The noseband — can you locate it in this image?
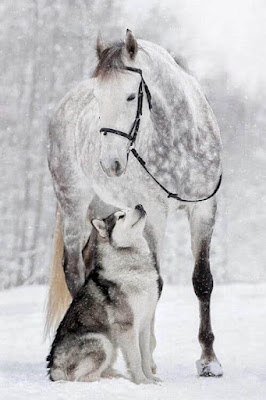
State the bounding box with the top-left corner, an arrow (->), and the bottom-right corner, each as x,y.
100,66 -> 222,203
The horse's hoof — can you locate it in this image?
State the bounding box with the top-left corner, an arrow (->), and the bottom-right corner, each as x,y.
196,359 -> 223,377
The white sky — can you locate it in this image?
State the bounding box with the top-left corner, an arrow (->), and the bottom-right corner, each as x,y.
123,0 -> 266,93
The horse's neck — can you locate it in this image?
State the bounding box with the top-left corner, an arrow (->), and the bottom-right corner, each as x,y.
134,44 -> 222,199
139,64 -> 194,152
139,44 -> 220,152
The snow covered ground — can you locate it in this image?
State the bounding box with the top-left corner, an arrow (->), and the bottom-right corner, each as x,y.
0,283 -> 265,400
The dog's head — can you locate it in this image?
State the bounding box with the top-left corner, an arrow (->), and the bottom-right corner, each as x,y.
91,204 -> 147,249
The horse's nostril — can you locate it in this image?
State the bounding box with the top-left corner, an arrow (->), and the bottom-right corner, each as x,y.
113,160 -> 121,173
103,159 -> 125,177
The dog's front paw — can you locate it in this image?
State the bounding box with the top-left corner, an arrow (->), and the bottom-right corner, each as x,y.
134,376 -> 159,385
142,373 -> 162,384
135,377 -> 153,385
152,375 -> 162,384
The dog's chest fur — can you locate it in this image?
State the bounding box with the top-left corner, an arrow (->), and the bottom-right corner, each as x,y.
96,243 -> 159,332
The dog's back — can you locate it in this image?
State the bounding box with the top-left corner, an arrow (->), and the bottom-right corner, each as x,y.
47,206 -> 162,384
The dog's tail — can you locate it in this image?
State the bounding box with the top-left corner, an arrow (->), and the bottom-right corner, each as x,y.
44,206 -> 72,339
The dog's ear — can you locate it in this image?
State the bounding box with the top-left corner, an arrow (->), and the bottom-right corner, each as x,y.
91,219 -> 107,238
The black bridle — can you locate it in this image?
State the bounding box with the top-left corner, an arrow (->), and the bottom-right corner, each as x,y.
100,66 -> 222,203
100,67 -> 152,149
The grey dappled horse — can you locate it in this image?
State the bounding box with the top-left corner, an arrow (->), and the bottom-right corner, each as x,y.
46,30 -> 223,377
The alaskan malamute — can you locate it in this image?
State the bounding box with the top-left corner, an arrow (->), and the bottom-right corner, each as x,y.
47,204 -> 163,384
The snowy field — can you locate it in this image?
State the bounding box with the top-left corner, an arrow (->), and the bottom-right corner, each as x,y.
0,284 -> 265,400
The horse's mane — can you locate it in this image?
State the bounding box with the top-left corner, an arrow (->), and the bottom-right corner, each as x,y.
93,40 -> 190,79
172,54 -> 190,74
93,41 -> 126,79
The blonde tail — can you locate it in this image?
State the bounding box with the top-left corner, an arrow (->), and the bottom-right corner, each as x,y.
44,206 -> 72,339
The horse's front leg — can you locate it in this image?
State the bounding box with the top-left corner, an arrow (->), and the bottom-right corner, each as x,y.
59,192 -> 92,298
187,198 -> 223,377
62,213 -> 85,297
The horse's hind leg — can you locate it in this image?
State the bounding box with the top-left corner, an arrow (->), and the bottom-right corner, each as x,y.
187,198 -> 223,377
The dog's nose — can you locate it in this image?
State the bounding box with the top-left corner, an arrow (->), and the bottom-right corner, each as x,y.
135,204 -> 146,214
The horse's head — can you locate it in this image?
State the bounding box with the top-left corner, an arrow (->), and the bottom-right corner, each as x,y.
93,30 -> 151,177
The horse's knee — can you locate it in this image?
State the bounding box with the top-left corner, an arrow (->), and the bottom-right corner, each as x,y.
192,264 -> 213,302
63,247 -> 85,297
192,237 -> 213,301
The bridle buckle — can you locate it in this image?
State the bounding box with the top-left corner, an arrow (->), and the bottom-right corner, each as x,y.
128,142 -> 135,152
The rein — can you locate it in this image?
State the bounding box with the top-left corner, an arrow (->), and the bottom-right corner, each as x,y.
100,66 -> 222,203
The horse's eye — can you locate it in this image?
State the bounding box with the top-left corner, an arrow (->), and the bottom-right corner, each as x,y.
127,94 -> 136,101
118,214 -> 125,220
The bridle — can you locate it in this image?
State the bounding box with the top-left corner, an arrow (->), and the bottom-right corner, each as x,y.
100,67 -> 151,151
100,66 -> 222,203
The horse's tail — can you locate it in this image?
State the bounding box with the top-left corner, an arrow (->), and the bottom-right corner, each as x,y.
44,206 -> 71,339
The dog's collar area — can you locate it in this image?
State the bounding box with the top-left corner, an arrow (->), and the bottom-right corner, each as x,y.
99,66 -> 222,203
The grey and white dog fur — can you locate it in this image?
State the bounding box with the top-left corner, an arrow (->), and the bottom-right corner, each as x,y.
47,205 -> 163,384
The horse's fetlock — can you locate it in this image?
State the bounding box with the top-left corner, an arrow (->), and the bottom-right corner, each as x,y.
199,331 -> 214,347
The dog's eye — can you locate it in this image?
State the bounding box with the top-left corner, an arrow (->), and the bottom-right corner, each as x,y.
127,94 -> 136,101
118,214 -> 125,220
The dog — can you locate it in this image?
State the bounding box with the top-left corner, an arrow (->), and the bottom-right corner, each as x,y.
47,205 -> 163,384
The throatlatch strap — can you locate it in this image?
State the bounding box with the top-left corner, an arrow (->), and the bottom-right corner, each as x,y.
130,148 -> 222,203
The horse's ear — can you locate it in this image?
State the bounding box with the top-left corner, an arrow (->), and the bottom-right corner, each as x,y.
91,219 -> 107,238
96,34 -> 109,59
125,29 -> 138,60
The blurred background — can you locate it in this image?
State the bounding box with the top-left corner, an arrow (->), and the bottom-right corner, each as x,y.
1,0 -> 266,289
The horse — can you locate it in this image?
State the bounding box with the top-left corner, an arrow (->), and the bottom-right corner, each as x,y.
46,30 -> 223,377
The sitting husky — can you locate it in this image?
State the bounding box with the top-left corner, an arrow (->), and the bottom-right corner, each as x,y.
47,205 -> 163,384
